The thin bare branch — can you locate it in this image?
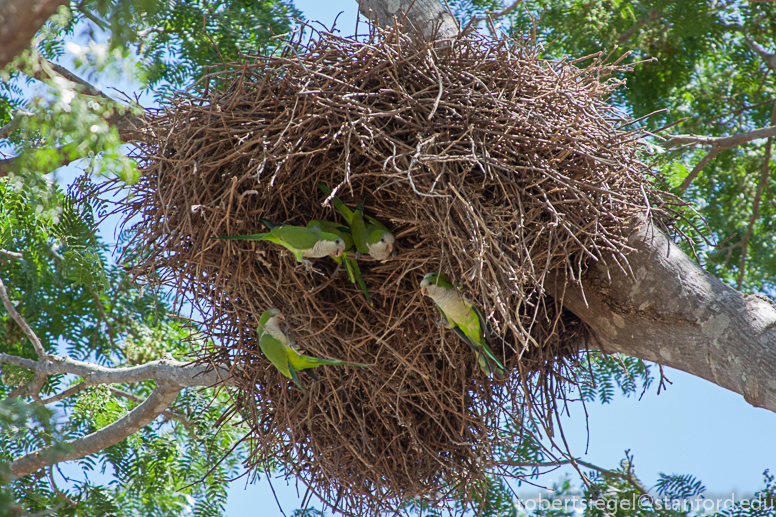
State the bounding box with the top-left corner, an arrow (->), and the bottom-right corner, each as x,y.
47,467 -> 77,507
30,59 -> 107,98
737,102 -> 776,288
678,148 -> 721,193
0,276 -> 46,358
39,381 -> 93,405
617,8 -> 659,44
10,381 -> 182,478
471,0 -> 524,24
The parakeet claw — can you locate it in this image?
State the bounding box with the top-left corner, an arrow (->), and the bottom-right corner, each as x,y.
295,259 -> 324,276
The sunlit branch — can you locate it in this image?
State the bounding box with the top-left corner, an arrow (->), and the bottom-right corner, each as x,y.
10,381 -> 182,477
109,386 -> 193,429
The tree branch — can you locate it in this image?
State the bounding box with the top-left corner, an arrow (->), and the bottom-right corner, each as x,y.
109,386 -> 193,429
741,34 -> 776,72
736,101 -> 776,288
678,148 -> 720,192
0,0 -> 68,69
0,110 -> 34,140
617,8 -> 659,44
548,216 -> 776,413
667,124 -> 776,149
10,381 -> 182,478
38,381 -> 93,405
0,276 -> 46,358
471,0 -> 524,24
0,249 -> 24,259
0,352 -> 237,389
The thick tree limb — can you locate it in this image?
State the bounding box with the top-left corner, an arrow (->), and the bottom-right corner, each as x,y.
0,352 -> 238,389
667,124 -> 776,149
10,381 -> 182,478
741,34 -> 776,72
358,0 -> 459,41
0,0 -> 67,69
548,216 -> 776,413
1,349 -> 233,476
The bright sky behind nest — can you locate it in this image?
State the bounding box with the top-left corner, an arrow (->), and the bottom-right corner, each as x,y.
42,0 -> 776,515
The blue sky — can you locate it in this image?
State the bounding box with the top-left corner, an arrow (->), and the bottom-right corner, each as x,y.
32,0 -> 776,515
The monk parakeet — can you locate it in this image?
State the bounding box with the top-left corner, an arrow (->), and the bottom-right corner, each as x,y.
420,272 -> 506,379
318,182 -> 395,260
307,220 -> 373,306
215,219 -> 345,269
257,308 -> 370,391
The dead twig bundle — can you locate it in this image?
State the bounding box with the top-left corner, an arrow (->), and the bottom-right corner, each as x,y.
114,24 -> 671,516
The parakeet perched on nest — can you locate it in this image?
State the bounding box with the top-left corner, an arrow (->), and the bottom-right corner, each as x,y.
214,218 -> 345,269
318,182 -> 395,260
420,272 -> 506,379
257,308 -> 370,391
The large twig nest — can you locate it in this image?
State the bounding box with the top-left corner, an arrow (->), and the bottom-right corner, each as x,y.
116,25 -> 669,515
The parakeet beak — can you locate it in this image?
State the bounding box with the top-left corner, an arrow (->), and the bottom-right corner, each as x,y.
333,248 -> 344,257
386,242 -> 394,253
277,313 -> 285,322
420,286 -> 427,297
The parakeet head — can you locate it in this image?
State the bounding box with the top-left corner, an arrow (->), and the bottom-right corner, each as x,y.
259,308 -> 284,331
420,272 -> 453,298
367,231 -> 396,260
322,236 -> 346,257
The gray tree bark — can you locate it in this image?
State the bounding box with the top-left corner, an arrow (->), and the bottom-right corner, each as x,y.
548,218 -> 776,413
381,0 -> 776,413
358,0 -> 459,40
0,0 -> 67,69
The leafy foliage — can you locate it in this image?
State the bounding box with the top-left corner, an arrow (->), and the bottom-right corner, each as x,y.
655,473 -> 706,500
576,352 -> 652,404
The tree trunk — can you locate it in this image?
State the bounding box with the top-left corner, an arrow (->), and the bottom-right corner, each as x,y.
358,0 -> 459,40
375,0 -> 776,413
0,0 -> 68,69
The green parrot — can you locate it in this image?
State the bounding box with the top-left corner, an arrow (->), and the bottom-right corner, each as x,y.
318,182 -> 396,260
307,220 -> 373,306
257,308 -> 370,391
214,219 -> 345,269
419,272 -> 507,379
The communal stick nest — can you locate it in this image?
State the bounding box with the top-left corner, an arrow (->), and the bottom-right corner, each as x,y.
115,24 -> 672,516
